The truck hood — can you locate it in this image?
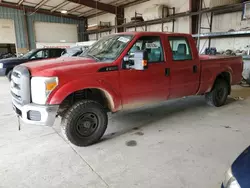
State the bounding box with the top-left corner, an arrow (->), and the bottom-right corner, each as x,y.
23,57 -> 98,76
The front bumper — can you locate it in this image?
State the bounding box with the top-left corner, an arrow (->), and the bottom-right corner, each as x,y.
12,99 -> 59,126
0,68 -> 7,76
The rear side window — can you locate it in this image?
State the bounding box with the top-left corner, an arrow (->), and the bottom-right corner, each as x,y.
50,49 -> 64,58
168,37 -> 192,61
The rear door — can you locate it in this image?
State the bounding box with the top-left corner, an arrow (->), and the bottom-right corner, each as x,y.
119,35 -> 170,109
166,36 -> 200,98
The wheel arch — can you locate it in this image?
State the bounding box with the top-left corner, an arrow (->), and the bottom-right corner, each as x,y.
213,71 -> 232,94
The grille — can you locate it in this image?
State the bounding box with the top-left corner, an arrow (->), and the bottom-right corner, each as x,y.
10,66 -> 31,105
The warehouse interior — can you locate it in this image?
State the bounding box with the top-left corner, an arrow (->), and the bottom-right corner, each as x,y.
1,0 -> 250,188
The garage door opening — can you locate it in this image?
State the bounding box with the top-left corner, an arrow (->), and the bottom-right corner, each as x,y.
0,43 -> 16,59
0,19 -> 17,59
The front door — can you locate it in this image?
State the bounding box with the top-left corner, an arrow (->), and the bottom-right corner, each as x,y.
29,49 -> 49,61
119,35 -> 170,109
166,36 -> 200,99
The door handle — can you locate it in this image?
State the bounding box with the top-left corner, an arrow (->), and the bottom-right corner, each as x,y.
165,68 -> 170,76
193,65 -> 198,73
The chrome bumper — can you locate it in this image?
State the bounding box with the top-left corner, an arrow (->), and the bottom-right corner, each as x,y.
12,99 -> 59,126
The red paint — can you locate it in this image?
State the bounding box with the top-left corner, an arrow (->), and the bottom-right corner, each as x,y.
23,32 -> 243,112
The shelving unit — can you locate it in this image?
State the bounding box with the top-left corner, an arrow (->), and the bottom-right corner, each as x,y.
193,30 -> 250,38
84,1 -> 250,48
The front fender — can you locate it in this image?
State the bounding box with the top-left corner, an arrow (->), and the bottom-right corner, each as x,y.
47,78 -> 121,112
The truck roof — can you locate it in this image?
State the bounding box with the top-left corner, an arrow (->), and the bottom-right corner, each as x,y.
115,31 -> 191,37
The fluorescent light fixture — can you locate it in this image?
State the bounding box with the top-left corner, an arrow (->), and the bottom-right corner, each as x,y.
61,10 -> 68,14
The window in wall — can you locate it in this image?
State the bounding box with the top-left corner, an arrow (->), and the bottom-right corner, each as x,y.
128,36 -> 164,63
168,37 -> 192,61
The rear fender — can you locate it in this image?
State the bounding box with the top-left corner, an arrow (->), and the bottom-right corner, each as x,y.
210,67 -> 233,92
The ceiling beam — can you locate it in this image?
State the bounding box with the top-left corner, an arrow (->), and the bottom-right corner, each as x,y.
35,0 -> 49,10
68,5 -> 84,14
68,0 -> 124,17
18,0 -> 25,5
50,1 -> 70,12
0,2 -> 80,19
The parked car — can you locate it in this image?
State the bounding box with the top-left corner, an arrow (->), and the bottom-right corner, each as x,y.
0,52 -> 16,59
10,32 -> 243,147
61,46 -> 88,57
0,48 -> 65,80
222,146 -> 250,188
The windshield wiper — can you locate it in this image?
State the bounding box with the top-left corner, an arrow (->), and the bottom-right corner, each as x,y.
82,54 -> 100,61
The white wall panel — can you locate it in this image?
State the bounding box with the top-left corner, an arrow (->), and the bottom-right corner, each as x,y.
0,19 -> 16,44
174,17 -> 190,33
89,34 -> 97,40
34,22 -> 78,43
147,24 -> 163,32
125,0 -> 189,21
212,12 -> 249,32
125,0 -> 190,33
88,13 -> 116,26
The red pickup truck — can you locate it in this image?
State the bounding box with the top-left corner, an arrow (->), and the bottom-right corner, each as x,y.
11,32 -> 243,146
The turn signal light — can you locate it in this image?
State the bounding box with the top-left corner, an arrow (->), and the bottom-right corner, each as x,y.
46,82 -> 57,91
142,60 -> 148,67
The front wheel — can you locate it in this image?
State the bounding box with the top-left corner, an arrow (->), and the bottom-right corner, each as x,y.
61,100 -> 108,147
7,70 -> 13,81
205,78 -> 229,107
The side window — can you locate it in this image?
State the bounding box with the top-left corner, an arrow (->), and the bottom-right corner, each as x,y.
168,37 -> 192,61
30,50 -> 48,59
50,49 -> 63,58
128,36 -> 164,63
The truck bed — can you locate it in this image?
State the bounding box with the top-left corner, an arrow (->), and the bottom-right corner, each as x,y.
198,55 -> 243,94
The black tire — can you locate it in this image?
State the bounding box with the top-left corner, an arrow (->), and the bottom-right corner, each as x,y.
7,70 -> 13,81
61,100 -> 108,147
205,78 -> 229,107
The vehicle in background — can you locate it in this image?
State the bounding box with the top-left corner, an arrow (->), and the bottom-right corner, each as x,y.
61,46 -> 84,57
75,40 -> 96,47
61,41 -> 96,57
0,48 -> 64,80
242,56 -> 250,84
222,145 -> 250,188
0,52 -> 16,59
10,32 -> 243,147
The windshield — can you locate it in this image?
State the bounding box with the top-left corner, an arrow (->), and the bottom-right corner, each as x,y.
22,50 -> 36,58
81,35 -> 133,62
61,46 -> 82,57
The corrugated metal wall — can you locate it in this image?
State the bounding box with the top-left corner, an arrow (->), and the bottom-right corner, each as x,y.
0,6 -> 86,51
0,6 -> 26,49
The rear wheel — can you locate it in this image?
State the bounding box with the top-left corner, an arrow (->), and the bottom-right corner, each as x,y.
7,70 -> 13,81
205,78 -> 229,107
61,100 -> 108,147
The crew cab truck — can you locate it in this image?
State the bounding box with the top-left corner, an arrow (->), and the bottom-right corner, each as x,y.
10,32 -> 243,147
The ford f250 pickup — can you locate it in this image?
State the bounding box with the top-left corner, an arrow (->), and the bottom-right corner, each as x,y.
10,32 -> 243,147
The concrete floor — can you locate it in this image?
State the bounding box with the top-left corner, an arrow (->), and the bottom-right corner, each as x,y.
1,77 -> 250,188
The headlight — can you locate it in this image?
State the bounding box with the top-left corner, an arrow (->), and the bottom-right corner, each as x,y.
223,168 -> 241,188
0,63 -> 3,69
31,77 -> 58,104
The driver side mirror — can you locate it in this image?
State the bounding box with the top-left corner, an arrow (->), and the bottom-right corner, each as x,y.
123,50 -> 148,70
